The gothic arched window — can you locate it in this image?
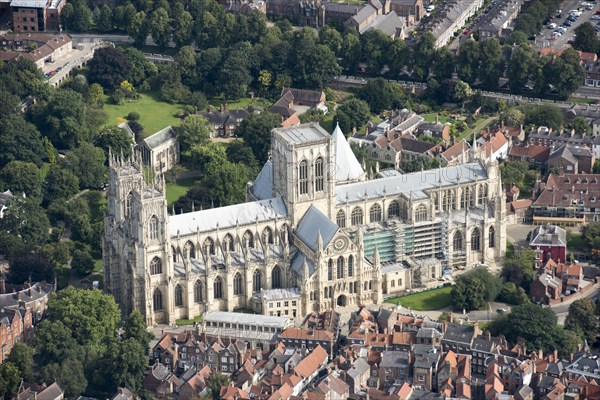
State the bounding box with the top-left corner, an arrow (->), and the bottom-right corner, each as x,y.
443,190 -> 455,211
315,157 -> 324,192
234,273 -> 243,296
299,160 -> 308,195
337,257 -> 344,279
336,210 -> 346,228
150,257 -> 162,275
489,226 -> 495,248
204,237 -> 215,255
194,280 -> 203,303
328,259 -> 333,281
153,288 -> 163,311
214,276 -> 223,299
351,207 -> 363,226
453,231 -> 464,252
478,184 -> 487,205
243,230 -> 254,248
262,227 -> 274,245
223,234 -> 235,252
184,241 -> 195,259
272,265 -> 282,289
171,246 -> 177,263
369,204 -> 382,223
253,270 -> 262,292
149,216 -> 159,240
348,255 -> 354,277
388,201 -> 400,218
400,200 -> 408,220
125,192 -> 133,217
471,228 -> 481,251
174,284 -> 183,307
415,204 -> 427,222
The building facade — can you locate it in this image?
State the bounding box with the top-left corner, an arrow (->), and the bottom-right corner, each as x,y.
104,123 -> 506,325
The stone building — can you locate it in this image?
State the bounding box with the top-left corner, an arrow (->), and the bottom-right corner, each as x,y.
103,122 -> 506,325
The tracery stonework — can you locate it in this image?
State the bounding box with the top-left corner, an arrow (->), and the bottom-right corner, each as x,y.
104,123 -> 506,325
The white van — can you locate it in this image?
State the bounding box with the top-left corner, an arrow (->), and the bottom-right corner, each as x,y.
426,5 -> 435,12
549,22 -> 557,29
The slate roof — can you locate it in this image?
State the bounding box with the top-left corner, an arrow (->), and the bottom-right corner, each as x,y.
381,350 -> 410,368
529,225 -> 566,247
335,162 -> 488,204
143,126 -> 177,150
295,205 -> 338,252
274,122 -> 329,145
250,160 -> 273,200
204,311 -> 291,327
200,108 -> 250,125
168,197 -> 287,236
532,173 -> 600,208
332,123 -> 365,183
472,336 -> 496,353
548,145 -> 578,165
347,357 -> 370,379
442,323 -> 475,345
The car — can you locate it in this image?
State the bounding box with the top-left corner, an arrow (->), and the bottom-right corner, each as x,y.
528,35 -> 536,40
594,14 -> 600,19
497,308 -> 508,314
564,20 -> 573,26
549,22 -> 557,28
558,26 -> 567,32
596,10 -> 600,14
464,29 -> 471,34
568,39 -> 575,44
426,5 -> 435,12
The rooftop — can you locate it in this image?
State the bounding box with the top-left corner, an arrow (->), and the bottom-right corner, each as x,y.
204,311 -> 291,328
274,122 -> 330,146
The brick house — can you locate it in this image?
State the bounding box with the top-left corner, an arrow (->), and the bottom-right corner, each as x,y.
530,271 -> 563,304
529,225 -> 567,265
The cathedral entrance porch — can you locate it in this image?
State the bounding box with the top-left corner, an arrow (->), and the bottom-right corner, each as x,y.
337,295 -> 347,307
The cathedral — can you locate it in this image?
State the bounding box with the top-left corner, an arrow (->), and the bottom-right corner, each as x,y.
103,122 -> 506,325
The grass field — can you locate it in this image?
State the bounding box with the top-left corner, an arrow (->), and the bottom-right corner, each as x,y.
177,315 -> 203,326
208,96 -> 271,110
102,92 -> 184,136
166,177 -> 200,206
423,113 -> 454,124
386,286 -> 453,311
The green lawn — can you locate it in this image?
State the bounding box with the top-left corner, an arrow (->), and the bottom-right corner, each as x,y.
56,265 -> 71,290
458,116 -> 489,141
177,315 -> 203,326
102,92 -> 184,137
567,97 -> 598,105
208,96 -> 271,110
386,286 -> 453,311
93,259 -> 103,273
166,177 -> 200,206
423,113 -> 454,124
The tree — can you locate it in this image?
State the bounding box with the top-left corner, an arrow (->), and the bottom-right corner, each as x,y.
454,80 -> 472,103
71,249 -> 94,276
566,116 -> 591,135
173,8 -> 194,47
502,108 -> 525,127
128,11 -> 149,47
45,287 -> 121,355
66,142 -> 107,189
501,248 -> 536,289
149,7 -> 171,48
88,47 -> 132,91
387,39 -> 410,77
412,32 -> 436,81
35,320 -> 77,364
508,46 -> 536,94
319,25 -> 342,56
340,31 -> 361,72
206,373 -> 230,400
522,104 -> 563,130
99,339 -> 148,393
0,363 -> 22,400
226,141 -> 258,173
0,161 -> 42,199
358,78 -> 405,114
360,30 -> 391,74
478,38 -> 503,89
456,41 -> 479,84
497,282 -> 530,305
96,5 -> 113,32
7,251 -> 54,285
202,160 -> 250,206
236,112 -> 280,164
565,298 -> 599,344
0,200 -> 50,255
123,311 -> 153,351
546,49 -> 585,100
451,275 -> 487,312
466,267 -> 502,302
0,115 -> 46,169
122,47 -> 157,87
34,88 -> 88,149
40,356 -> 88,399
7,343 -> 34,381
94,125 -> 134,159
44,164 -> 80,203
559,330 -> 582,359
488,302 -> 561,352
433,46 -> 455,80
335,99 -> 371,134
61,0 -> 93,31
573,22 -> 600,53
176,115 -> 211,151
594,159 -> 600,173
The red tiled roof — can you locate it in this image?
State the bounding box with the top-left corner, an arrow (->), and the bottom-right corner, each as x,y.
294,345 -> 327,379
508,144 -> 551,161
280,327 -> 334,341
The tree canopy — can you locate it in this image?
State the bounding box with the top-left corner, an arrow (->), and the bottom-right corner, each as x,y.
87,47 -> 132,91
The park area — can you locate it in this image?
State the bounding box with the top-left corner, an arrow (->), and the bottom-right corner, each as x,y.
386,286 -> 452,311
